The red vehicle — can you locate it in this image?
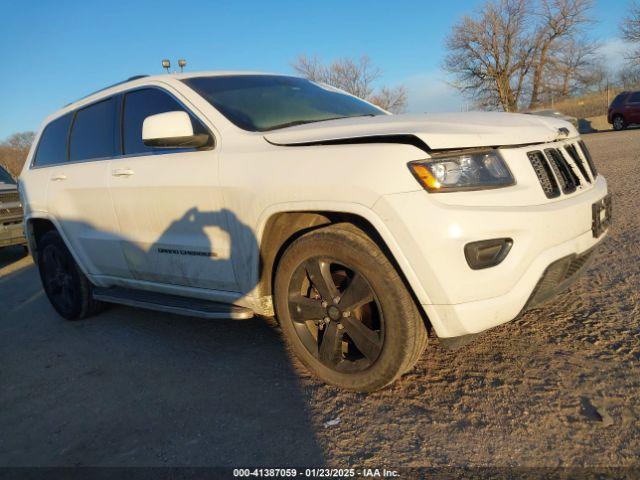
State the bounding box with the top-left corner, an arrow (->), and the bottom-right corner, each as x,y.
608,91 -> 640,131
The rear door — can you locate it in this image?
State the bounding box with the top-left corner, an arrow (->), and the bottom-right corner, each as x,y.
44,97 -> 130,277
108,86 -> 238,292
626,92 -> 640,124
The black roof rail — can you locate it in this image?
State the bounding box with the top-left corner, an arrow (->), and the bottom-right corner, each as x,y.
65,75 -> 150,106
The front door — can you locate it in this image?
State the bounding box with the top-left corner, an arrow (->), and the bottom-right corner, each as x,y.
108,87 -> 238,292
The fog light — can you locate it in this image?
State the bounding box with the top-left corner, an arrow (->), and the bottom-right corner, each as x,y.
464,238 -> 513,270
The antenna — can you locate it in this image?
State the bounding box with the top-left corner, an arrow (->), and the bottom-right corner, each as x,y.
162,59 -> 171,73
178,59 -> 187,73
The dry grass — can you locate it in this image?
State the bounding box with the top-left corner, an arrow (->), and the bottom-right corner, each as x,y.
535,86 -> 638,119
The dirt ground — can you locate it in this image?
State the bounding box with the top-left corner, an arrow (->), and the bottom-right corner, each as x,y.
0,129 -> 638,470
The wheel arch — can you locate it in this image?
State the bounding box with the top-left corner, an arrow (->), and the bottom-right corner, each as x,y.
24,215 -> 57,263
254,205 -> 433,329
24,214 -> 92,278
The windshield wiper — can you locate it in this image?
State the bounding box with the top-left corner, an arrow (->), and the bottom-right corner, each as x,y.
267,114 -> 379,131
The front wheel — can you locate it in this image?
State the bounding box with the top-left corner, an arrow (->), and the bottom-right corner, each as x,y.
612,115 -> 626,131
274,223 -> 428,391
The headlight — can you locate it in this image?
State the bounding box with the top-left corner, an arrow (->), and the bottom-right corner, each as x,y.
408,150 -> 515,192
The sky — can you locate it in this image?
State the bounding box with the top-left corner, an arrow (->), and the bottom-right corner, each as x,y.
0,0 -> 631,139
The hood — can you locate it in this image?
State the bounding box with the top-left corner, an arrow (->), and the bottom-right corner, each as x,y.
263,112 -> 579,151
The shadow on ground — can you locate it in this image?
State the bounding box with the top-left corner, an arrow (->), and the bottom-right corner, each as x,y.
0,245 -> 28,269
0,261 -> 325,467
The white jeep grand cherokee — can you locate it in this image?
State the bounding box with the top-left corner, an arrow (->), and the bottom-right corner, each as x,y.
20,72 -> 611,391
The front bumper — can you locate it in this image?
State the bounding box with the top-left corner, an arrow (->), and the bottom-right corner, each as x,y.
0,221 -> 26,248
373,175 -> 609,338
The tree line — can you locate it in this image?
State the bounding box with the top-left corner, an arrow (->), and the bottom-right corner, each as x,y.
0,132 -> 35,178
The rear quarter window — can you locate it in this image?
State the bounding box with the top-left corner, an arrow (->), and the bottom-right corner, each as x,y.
627,92 -> 640,103
32,113 -> 74,167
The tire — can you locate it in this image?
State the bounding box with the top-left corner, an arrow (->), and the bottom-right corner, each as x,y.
274,223 -> 428,391
37,230 -> 103,320
612,115 -> 626,131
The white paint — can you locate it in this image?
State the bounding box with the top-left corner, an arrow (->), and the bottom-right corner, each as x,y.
20,71 -> 609,338
142,111 -> 193,141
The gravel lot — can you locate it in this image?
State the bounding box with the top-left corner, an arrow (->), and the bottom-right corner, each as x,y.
1,130 -> 638,469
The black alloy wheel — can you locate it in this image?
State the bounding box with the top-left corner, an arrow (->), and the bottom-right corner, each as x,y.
41,243 -> 80,315
287,256 -> 384,373
274,223 -> 428,391
612,115 -> 625,131
37,230 -> 103,320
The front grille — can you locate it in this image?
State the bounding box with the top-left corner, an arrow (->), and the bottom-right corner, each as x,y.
1,206 -> 22,217
0,191 -> 23,224
545,148 -> 580,193
527,141 -> 598,198
527,151 -> 560,198
565,144 -> 592,183
0,191 -> 19,204
578,140 -> 598,178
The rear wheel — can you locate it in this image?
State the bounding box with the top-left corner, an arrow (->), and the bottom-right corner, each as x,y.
37,230 -> 103,320
612,115 -> 625,131
274,223 -> 428,391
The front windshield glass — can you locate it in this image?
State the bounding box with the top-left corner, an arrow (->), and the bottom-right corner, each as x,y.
0,166 -> 16,185
182,75 -> 386,132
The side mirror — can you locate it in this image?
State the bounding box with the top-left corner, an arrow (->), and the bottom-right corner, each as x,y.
142,111 -> 211,149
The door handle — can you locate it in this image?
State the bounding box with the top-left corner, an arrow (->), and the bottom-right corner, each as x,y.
112,168 -> 135,177
51,174 -> 67,181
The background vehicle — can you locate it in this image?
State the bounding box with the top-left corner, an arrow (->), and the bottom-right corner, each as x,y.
608,91 -> 640,130
525,109 -> 578,129
19,72 -> 609,391
0,165 -> 26,249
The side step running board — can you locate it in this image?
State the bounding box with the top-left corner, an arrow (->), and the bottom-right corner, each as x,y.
93,287 -> 254,320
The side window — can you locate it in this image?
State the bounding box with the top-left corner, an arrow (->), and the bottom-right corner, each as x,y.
0,166 -> 15,184
32,113 -> 73,167
611,94 -> 626,107
628,92 -> 640,103
122,88 -> 209,155
69,97 -> 117,162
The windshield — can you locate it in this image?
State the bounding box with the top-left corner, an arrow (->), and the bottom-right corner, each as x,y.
182,75 -> 386,132
0,166 -> 16,185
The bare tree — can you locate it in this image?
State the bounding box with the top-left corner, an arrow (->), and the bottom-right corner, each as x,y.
621,1 -> 640,64
444,0 -> 595,110
368,86 -> 408,113
0,132 -> 35,177
443,0 -> 535,111
291,55 -> 407,113
528,0 -> 593,108
618,64 -> 640,88
543,37 -> 601,99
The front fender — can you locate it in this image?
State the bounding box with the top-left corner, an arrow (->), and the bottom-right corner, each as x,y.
252,201 -> 434,307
